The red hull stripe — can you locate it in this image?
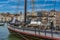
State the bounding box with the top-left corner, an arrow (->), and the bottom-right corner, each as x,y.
8,26 -> 60,40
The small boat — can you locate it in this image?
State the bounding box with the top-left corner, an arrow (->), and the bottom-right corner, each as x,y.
0,20 -> 5,26
0,16 -> 5,26
0,22 -> 4,26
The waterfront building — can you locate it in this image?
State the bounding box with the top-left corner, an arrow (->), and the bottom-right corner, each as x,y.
56,12 -> 60,27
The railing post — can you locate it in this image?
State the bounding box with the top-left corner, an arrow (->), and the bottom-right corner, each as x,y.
23,0 -> 27,32
38,26 -> 40,35
45,29 -> 46,36
51,21 -> 53,37
35,26 -> 36,35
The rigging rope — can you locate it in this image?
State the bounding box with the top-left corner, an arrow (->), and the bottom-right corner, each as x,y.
15,0 -> 20,14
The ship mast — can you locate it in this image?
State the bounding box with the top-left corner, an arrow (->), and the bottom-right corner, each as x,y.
54,0 -> 56,27
31,0 -> 35,16
32,0 -> 34,12
16,0 -> 20,14
24,0 -> 27,23
24,0 -> 35,23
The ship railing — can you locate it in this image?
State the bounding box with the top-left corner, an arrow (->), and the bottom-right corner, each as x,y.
10,25 -> 60,38
21,27 -> 60,38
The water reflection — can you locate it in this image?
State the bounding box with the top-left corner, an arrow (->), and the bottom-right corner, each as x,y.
0,23 -> 20,40
8,34 -> 21,40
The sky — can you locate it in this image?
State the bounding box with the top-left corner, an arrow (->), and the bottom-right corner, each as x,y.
0,0 -> 60,14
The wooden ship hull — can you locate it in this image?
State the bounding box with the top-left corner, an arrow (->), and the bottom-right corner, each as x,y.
8,26 -> 60,40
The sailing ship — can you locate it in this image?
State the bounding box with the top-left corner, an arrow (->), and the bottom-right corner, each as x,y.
8,0 -> 60,40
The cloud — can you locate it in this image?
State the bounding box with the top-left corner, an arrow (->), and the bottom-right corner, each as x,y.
44,0 -> 60,3
28,0 -> 60,2
0,0 -> 9,3
35,4 -> 54,7
8,0 -> 24,3
27,4 -> 54,9
8,0 -> 18,2
45,0 -> 60,1
8,5 -> 24,9
0,0 -> 59,13
0,4 -> 6,7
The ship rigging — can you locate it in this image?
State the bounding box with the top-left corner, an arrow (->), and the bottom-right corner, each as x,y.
8,0 -> 60,40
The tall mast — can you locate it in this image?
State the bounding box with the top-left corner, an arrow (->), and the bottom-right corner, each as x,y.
16,0 -> 20,14
32,0 -> 34,12
24,0 -> 27,23
54,0 -> 56,27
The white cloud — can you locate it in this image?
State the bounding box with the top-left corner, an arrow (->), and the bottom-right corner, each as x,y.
8,0 -> 17,2
28,0 -> 60,2
9,5 -> 24,9
27,4 -> 54,8
0,0 -> 9,3
45,0 -> 60,1
0,4 -> 6,7
35,4 -> 54,7
8,0 -> 24,2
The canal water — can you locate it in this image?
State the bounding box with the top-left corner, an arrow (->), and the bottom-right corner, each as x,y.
0,23 -> 21,40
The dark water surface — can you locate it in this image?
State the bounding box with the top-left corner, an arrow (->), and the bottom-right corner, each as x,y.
0,23 -> 21,40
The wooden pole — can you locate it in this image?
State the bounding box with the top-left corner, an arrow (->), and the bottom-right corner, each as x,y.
24,0 -> 27,24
